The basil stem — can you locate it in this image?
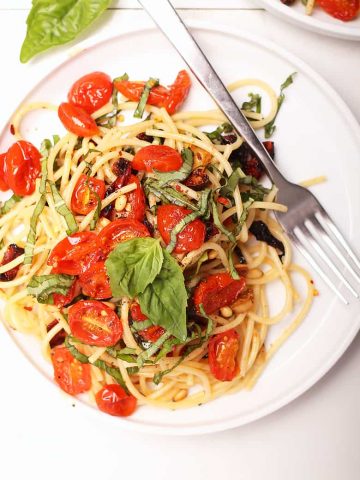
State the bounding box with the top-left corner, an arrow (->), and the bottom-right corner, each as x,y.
134,77 -> 159,119
49,181 -> 78,235
23,194 -> 47,265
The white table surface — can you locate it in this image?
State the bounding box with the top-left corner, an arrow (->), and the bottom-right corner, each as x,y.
0,2 -> 359,479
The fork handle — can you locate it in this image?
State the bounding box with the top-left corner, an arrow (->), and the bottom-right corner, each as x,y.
138,0 -> 288,188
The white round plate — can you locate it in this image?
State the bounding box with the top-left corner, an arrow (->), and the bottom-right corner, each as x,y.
1,23 -> 360,435
256,0 -> 360,40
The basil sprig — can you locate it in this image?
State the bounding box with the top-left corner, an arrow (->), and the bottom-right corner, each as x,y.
27,274 -> 75,304
154,148 -> 194,186
20,0 -> 112,63
134,77 -> 159,119
105,238 -> 188,342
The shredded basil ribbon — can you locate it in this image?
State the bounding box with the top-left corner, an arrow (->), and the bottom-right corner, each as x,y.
264,72 -> 296,138
27,273 -> 75,304
90,193 -> 101,231
23,195 -> 47,265
134,77 -> 159,119
144,179 -> 197,211
154,148 -> 194,186
65,336 -> 128,392
227,245 -> 240,280
137,331 -> 171,368
0,194 -> 22,216
49,181 -> 78,235
211,199 -> 236,243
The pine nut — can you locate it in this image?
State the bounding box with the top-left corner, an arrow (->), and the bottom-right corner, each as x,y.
220,306 -> 233,318
208,250 -> 218,259
115,195 -> 127,212
173,389 -> 187,402
94,217 -> 110,233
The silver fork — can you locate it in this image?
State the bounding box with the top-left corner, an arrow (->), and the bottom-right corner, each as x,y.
138,0 -> 360,305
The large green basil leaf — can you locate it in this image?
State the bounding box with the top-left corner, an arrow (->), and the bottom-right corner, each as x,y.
20,0 -> 112,63
105,237 -> 164,299
138,249 -> 187,342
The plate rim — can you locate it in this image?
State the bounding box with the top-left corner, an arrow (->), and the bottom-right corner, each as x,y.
255,0 -> 360,41
1,20 -> 360,435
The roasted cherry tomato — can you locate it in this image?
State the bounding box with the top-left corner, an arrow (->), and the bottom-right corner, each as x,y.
68,299 -> 123,347
157,204 -> 206,254
68,71 -> 113,114
0,243 -> 24,281
4,140 -> 41,196
0,153 -> 9,191
115,175 -> 146,222
79,261 -> 112,299
95,384 -> 137,416
193,273 -> 246,314
132,145 -> 183,173
51,345 -> 91,395
98,219 -> 150,257
48,231 -> 102,275
317,0 -> 359,21
71,174 -> 106,215
208,329 -> 239,381
114,70 -> 191,115
52,279 -> 81,308
130,302 -> 165,343
58,102 -> 99,137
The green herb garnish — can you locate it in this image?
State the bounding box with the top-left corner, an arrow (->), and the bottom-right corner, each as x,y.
27,274 -> 75,304
264,73 -> 296,138
134,77 -> 159,119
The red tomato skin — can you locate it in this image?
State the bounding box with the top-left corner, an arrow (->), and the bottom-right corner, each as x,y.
157,204 -> 206,254
132,145 -> 183,173
208,329 -> 239,382
193,273 -> 246,314
5,141 -> 41,196
0,153 -> 9,191
51,346 -> 91,395
115,175 -> 146,222
53,279 -> 81,308
79,261 -> 112,299
68,300 -> 123,347
71,174 -> 106,215
47,232 -> 102,275
317,0 -> 359,21
129,302 -> 165,343
98,219 -> 150,257
68,71 -> 113,114
114,70 -> 191,114
163,70 -> 191,114
95,384 -> 137,416
58,102 -> 99,137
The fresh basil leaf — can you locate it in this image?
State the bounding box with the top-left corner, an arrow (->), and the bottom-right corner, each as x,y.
49,181 -> 78,235
138,249 -> 188,342
134,77 -> 159,119
219,167 -> 245,198
205,122 -> 233,144
20,0 -> 112,63
27,274 -> 74,304
96,81 -> 119,129
137,331 -> 171,368
105,237 -> 164,299
211,199 -> 235,243
23,194 -> 47,265
264,73 -> 296,138
234,198 -> 255,236
241,93 -> 262,113
155,336 -> 181,362
90,192 -> 101,231
227,245 -> 240,280
144,178 -> 197,211
130,319 -> 154,332
154,148 -> 194,186
0,195 -> 22,216
195,251 -> 209,275
65,336 -> 128,391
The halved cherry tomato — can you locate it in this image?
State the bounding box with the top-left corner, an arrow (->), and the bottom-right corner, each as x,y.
162,70 -> 192,115
48,231 -> 102,275
98,219 -> 150,257
115,175 -> 146,222
114,70 -> 191,115
58,102 -> 99,137
130,302 -> 165,343
157,204 -> 206,254
95,384 -> 137,416
193,273 -> 246,314
71,174 -> 106,215
53,279 -> 81,308
132,145 -> 183,173
51,345 -> 91,395
68,299 -> 123,346
317,0 -> 359,21
208,329 -> 239,381
0,153 -> 9,191
4,141 -> 41,196
68,71 -> 113,114
79,261 -> 112,299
